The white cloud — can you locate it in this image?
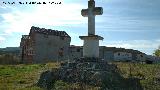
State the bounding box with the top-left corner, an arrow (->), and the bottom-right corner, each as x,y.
0,1 -> 86,38
0,6 -> 7,9
0,36 -> 5,43
101,39 -> 160,55
105,40 -> 160,49
0,1 -> 87,48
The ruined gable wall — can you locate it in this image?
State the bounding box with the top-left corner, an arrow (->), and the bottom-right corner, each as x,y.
33,33 -> 71,63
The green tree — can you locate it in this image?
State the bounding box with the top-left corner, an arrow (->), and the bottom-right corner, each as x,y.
153,46 -> 160,57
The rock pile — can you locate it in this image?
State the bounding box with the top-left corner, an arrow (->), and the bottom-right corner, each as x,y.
37,58 -> 143,90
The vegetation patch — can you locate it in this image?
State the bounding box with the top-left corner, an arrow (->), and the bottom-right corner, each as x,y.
0,62 -> 160,90
0,62 -> 59,90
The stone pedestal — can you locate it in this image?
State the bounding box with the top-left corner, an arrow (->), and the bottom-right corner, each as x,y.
79,35 -> 103,58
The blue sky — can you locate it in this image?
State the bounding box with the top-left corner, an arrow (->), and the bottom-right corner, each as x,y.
0,0 -> 160,55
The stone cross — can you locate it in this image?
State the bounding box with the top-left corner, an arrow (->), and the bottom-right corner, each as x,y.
80,0 -> 103,58
81,0 -> 103,35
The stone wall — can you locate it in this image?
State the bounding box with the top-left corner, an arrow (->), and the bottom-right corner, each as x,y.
69,46 -> 147,62
114,52 -> 132,61
69,46 -> 83,60
33,33 -> 71,63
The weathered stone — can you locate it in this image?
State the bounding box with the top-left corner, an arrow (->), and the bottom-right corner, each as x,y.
37,57 -> 143,90
37,69 -> 59,90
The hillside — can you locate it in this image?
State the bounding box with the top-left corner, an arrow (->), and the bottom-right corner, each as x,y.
0,62 -> 159,90
114,62 -> 160,90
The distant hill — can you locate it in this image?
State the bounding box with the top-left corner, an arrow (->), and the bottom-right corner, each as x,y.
0,47 -> 20,56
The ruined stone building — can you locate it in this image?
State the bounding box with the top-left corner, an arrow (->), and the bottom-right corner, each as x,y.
20,26 -> 71,63
99,46 -> 146,62
20,26 -> 148,63
69,45 -> 83,60
68,46 -> 146,62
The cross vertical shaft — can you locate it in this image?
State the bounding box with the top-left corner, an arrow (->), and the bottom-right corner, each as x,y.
88,0 -> 95,35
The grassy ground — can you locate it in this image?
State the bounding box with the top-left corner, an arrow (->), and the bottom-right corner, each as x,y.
0,62 -> 160,90
0,62 -> 60,90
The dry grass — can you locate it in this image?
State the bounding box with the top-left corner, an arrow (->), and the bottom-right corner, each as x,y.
114,62 -> 160,90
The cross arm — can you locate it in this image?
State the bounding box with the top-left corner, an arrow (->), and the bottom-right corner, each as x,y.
94,7 -> 103,15
81,9 -> 88,17
81,7 -> 103,17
